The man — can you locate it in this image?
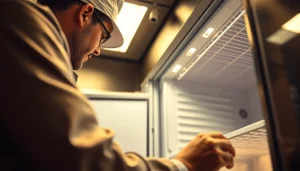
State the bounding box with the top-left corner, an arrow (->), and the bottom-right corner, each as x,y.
0,0 -> 235,171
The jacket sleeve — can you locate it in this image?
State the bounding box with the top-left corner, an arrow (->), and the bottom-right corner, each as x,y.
0,1 -> 178,171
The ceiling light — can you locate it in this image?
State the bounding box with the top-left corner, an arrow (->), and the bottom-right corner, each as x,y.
186,48 -> 196,56
104,2 -> 148,53
267,29 -> 297,45
172,64 -> 182,73
282,13 -> 300,33
202,27 -> 215,38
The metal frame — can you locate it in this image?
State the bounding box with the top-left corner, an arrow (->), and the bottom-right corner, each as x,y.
244,0 -> 300,170
224,120 -> 265,138
244,1 -> 284,170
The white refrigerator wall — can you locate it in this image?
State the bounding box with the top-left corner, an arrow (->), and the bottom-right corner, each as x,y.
253,155 -> 273,171
89,99 -> 149,157
161,79 -> 263,157
219,154 -> 272,171
248,88 -> 264,123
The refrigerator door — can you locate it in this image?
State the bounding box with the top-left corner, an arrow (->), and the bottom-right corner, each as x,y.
244,0 -> 300,170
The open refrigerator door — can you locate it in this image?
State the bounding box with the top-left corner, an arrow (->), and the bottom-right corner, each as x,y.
156,0 -> 277,170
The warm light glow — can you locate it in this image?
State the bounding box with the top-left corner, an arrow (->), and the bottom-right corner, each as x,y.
80,88 -> 103,94
104,2 -> 148,53
267,29 -> 297,45
186,48 -> 196,56
202,27 -> 215,38
282,13 -> 300,33
172,64 -> 182,73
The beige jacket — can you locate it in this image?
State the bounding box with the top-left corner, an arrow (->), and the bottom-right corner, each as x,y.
0,1 -> 178,171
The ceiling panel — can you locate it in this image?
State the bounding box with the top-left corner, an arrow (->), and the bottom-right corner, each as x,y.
211,65 -> 246,85
139,0 -> 176,7
181,10 -> 257,90
184,61 -> 226,82
101,0 -> 171,61
100,0 -> 177,61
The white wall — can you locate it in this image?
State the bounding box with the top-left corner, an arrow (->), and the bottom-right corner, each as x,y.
161,80 -> 265,157
232,90 -> 253,129
89,99 -> 148,157
162,80 -> 255,157
76,57 -> 140,92
253,155 -> 273,171
248,88 -> 264,122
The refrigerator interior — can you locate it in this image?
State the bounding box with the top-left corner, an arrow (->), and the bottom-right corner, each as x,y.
160,0 -> 273,170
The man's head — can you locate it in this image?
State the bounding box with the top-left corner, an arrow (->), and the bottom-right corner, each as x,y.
38,0 -> 123,70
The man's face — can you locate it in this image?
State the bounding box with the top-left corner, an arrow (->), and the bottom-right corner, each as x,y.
69,4 -> 113,70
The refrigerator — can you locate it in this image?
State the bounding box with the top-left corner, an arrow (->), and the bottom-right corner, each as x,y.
153,0 -> 300,170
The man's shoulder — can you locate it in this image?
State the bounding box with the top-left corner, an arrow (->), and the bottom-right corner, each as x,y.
1,0 -> 70,54
0,0 -> 74,84
1,0 -> 55,22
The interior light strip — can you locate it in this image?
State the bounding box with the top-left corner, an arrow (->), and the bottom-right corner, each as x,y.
177,10 -> 246,80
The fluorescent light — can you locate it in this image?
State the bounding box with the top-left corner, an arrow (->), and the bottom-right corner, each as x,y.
172,64 -> 182,73
267,29 -> 297,45
186,48 -> 196,56
282,13 -> 300,33
202,27 -> 215,38
104,2 -> 148,53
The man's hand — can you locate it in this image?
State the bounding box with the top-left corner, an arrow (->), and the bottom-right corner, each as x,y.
176,132 -> 236,171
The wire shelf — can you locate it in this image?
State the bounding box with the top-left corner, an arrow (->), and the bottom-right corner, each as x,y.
178,10 -> 257,89
168,120 -> 269,159
225,120 -> 270,157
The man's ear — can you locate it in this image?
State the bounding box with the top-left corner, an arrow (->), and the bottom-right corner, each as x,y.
77,3 -> 95,26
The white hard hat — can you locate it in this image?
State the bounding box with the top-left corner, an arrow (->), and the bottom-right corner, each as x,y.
81,0 -> 124,48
